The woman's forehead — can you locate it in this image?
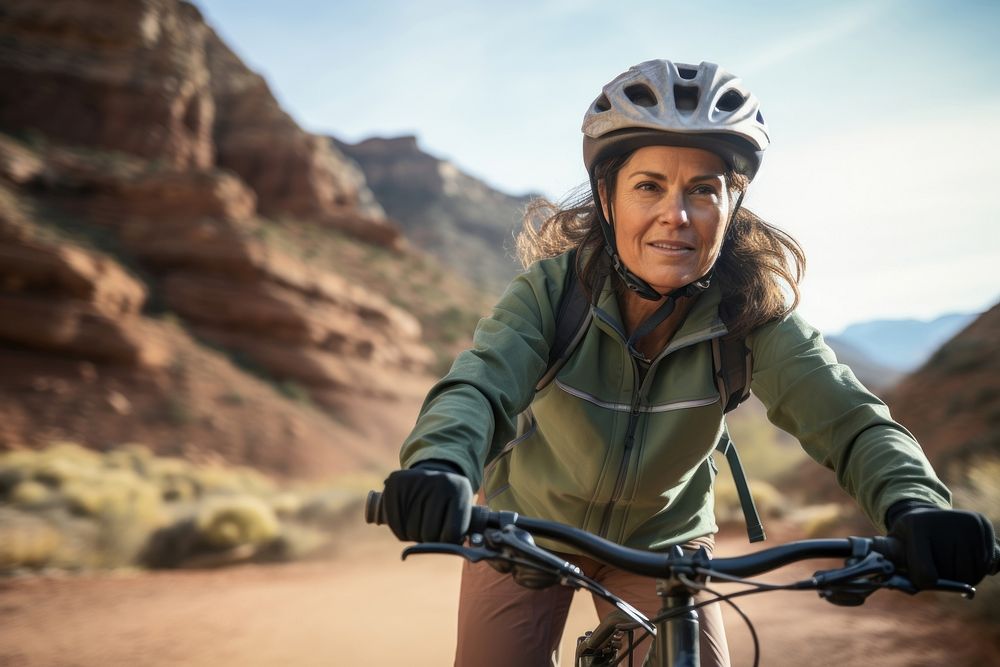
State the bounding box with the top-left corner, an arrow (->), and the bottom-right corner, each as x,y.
622,145 -> 727,176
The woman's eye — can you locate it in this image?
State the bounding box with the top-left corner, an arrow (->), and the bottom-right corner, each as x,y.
691,184 -> 718,196
636,182 -> 659,192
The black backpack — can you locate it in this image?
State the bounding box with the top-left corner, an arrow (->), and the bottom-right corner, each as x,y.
537,253 -> 766,542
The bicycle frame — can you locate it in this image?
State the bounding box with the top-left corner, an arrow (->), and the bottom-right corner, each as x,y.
575,574 -> 700,667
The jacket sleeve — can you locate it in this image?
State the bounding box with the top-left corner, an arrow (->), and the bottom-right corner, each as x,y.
747,311 -> 951,532
398,255 -> 568,491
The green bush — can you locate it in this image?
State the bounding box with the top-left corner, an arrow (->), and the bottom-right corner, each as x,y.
0,510 -> 61,570
102,443 -> 155,476
8,480 -> 54,507
1,443 -> 355,572
952,457 -> 1000,634
714,478 -> 785,525
194,496 -> 280,550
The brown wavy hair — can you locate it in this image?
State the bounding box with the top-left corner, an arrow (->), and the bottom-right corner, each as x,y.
515,154 -> 806,339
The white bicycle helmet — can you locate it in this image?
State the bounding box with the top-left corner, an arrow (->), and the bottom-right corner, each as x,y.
583,59 -> 768,180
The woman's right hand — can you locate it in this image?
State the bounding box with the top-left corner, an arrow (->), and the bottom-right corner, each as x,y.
382,461 -> 473,544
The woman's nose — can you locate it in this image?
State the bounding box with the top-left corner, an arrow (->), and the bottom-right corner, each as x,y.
655,193 -> 690,226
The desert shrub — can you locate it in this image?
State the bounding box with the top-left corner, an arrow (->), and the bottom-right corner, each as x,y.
194,495 -> 280,550
269,492 -> 304,518
141,456 -> 202,502
61,469 -> 164,525
0,509 -> 61,570
44,441 -> 103,466
8,480 -> 54,508
952,457 -> 1000,633
102,443 -> 155,476
298,490 -> 364,530
714,478 -> 785,525
191,465 -> 274,497
269,522 -> 330,561
798,504 -> 851,538
33,456 -> 87,489
0,451 -> 37,495
1,444 -> 357,572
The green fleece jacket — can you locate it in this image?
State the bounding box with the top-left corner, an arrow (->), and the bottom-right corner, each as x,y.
400,251 -> 951,550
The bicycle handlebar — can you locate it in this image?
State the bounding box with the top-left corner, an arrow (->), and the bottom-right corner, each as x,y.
365,490 -> 905,580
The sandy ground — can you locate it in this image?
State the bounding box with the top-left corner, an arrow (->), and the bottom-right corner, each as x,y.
0,523 -> 995,667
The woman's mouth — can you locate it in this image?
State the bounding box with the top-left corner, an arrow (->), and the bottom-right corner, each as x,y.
648,241 -> 693,254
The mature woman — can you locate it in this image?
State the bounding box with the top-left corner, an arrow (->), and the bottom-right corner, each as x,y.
381,60 -> 996,666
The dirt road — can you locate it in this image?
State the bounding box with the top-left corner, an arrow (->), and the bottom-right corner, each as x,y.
0,524 -> 994,666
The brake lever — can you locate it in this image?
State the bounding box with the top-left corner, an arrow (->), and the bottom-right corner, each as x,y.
484,526 -> 656,635
811,552 -> 894,587
402,542 -> 500,564
882,576 -> 976,599
484,526 -> 585,578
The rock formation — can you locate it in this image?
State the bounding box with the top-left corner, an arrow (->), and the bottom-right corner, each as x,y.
0,0 -> 451,475
335,135 -> 534,292
0,0 -> 395,246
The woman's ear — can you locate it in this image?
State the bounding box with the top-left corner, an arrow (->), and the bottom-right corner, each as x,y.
598,179 -> 611,223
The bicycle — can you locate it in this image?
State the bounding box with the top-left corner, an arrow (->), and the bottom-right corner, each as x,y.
365,491 -> 993,666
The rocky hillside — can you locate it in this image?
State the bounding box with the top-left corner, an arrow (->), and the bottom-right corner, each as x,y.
785,302 -> 1000,506
335,135 -> 534,292
885,303 -> 1000,469
0,0 -> 492,477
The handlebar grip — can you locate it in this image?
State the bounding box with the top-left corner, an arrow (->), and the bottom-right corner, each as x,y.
365,490 -> 385,525
871,535 -> 904,564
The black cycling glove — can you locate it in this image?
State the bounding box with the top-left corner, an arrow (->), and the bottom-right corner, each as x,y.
888,503 -> 998,589
382,460 -> 473,544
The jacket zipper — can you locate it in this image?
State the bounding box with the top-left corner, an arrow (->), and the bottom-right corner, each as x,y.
589,305 -> 728,540
597,356 -> 642,538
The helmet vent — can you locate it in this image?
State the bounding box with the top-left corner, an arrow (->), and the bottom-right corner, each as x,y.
677,67 -> 698,80
673,85 -> 699,112
756,110 -> 765,124
716,90 -> 745,112
624,84 -> 657,108
594,94 -> 611,112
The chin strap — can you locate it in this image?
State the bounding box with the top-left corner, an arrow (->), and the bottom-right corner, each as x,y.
625,276 -> 712,360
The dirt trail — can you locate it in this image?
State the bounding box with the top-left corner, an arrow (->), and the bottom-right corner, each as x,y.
0,524 -> 993,666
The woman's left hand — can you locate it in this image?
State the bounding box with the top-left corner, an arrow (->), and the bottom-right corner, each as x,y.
889,507 -> 998,589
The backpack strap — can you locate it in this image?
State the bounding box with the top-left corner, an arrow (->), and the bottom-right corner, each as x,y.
711,335 -> 766,542
535,250 -> 592,392
711,335 -> 753,414
715,428 -> 766,542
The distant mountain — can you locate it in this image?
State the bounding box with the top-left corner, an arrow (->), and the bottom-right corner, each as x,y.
823,338 -> 903,392
334,135 -> 537,293
829,312 -> 979,372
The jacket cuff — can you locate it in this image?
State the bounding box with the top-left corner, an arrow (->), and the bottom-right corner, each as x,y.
410,458 -> 466,476
885,499 -> 938,530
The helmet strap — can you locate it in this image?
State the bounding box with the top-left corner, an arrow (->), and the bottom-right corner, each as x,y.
625,275 -> 712,360
590,174 -> 662,301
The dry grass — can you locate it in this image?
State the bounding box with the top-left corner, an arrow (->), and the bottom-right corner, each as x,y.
0,442 -> 370,573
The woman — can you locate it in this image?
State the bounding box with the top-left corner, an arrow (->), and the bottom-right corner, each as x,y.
380,60 -> 997,666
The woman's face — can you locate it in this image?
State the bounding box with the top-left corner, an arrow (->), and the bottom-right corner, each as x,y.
603,145 -> 732,294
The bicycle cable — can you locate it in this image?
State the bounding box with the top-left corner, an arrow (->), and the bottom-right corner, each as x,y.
489,552 -> 656,635
679,572 -> 761,667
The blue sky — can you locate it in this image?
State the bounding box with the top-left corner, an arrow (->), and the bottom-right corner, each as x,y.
196,0 -> 999,332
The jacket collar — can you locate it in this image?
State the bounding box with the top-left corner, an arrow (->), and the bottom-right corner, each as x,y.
592,277 -> 728,354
